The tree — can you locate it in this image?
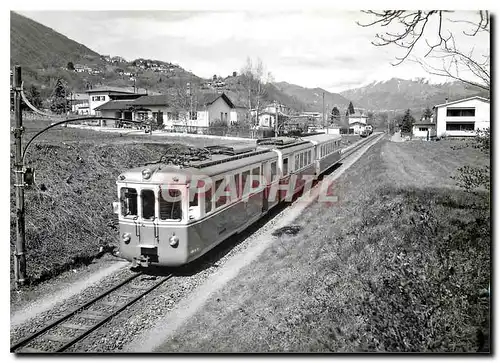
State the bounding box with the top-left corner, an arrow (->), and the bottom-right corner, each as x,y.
49,78 -> 69,114
26,84 -> 43,110
240,57 -> 272,127
330,106 -> 341,123
67,61 -> 75,71
422,107 -> 433,121
357,11 -> 490,91
400,109 -> 415,133
348,101 -> 355,115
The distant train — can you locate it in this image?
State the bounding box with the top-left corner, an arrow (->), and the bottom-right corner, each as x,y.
113,134 -> 342,267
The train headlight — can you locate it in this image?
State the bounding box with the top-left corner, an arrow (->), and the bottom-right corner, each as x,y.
169,235 -> 179,247
142,168 -> 152,179
122,233 -> 131,244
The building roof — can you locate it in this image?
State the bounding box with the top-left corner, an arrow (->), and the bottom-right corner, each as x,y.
196,92 -> 235,109
129,95 -> 170,106
349,113 -> 367,118
349,121 -> 366,126
414,117 -> 435,126
87,86 -> 138,95
434,96 -> 490,108
94,100 -> 133,111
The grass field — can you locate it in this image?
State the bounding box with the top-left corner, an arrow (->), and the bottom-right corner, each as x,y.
159,137 -> 490,352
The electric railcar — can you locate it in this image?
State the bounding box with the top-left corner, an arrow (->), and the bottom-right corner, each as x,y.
113,134 -> 342,267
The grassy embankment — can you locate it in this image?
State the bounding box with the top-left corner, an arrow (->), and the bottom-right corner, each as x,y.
160,137 -> 490,352
9,118 -> 228,286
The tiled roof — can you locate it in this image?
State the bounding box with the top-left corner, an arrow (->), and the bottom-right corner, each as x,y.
128,95 -> 171,106
94,100 -> 133,111
87,86 -> 137,94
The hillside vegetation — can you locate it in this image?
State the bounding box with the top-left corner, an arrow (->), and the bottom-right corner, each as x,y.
10,12 -> 101,69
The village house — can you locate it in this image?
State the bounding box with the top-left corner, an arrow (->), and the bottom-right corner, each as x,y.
67,92 -> 90,115
433,96 -> 490,137
252,103 -> 291,128
87,86 -> 146,115
412,115 -> 436,139
95,92 -> 238,129
348,111 -> 368,134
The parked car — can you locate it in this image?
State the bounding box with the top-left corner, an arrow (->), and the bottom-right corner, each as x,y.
360,129 -> 369,138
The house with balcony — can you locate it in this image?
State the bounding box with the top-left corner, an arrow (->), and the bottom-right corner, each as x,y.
433,96 -> 490,137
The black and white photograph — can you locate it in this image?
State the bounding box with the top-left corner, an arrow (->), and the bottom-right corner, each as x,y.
8,3 -> 491,354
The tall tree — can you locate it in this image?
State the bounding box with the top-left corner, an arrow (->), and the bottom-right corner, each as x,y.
330,106 -> 341,123
26,84 -> 43,110
348,101 -> 355,115
400,109 -> 415,133
240,57 -> 271,127
49,78 -> 68,114
422,107 -> 433,121
357,11 -> 490,91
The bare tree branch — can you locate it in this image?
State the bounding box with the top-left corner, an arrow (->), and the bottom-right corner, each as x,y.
358,10 -> 490,91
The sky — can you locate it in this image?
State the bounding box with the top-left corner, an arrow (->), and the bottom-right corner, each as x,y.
16,8 -> 491,93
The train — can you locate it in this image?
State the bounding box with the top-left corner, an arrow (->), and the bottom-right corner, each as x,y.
113,134 -> 343,268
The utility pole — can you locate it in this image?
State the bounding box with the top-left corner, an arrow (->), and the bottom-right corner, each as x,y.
274,100 -> 278,136
322,92 -> 325,128
13,65 -> 27,287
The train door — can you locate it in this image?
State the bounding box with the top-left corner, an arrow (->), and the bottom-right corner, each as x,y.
262,161 -> 271,212
138,188 -> 159,248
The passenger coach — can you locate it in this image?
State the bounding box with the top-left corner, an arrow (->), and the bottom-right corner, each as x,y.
114,134 -> 344,267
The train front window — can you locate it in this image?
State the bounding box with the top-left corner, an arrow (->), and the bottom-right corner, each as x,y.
159,188 -> 183,221
141,189 -> 155,220
120,188 -> 137,217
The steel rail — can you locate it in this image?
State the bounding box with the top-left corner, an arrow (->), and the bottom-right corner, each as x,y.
56,274 -> 174,352
10,272 -> 143,352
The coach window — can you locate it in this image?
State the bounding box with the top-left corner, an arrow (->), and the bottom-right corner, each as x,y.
159,188 -> 182,221
270,161 -> 277,181
205,186 -> 212,214
242,170 -> 251,196
300,153 -> 304,169
283,158 -> 289,176
295,155 -> 300,171
215,179 -> 228,208
120,187 -> 138,217
234,173 -> 241,199
251,166 -> 261,188
141,189 -> 155,220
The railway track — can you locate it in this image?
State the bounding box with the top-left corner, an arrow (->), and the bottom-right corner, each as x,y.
340,132 -> 383,161
11,272 -> 174,353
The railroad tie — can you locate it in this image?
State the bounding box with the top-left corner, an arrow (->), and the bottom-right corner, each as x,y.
42,334 -> 75,343
116,292 -> 139,299
60,323 -> 93,331
16,347 -> 48,353
78,310 -> 106,320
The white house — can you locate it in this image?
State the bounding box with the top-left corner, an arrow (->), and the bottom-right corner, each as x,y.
87,87 -> 145,115
348,111 -> 367,135
95,92 -> 237,129
433,96 -> 490,137
412,116 -> 436,139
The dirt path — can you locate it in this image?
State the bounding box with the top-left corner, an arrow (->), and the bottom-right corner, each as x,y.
124,135 -> 384,352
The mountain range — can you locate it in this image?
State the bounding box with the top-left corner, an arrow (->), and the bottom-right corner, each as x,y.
10,11 -> 488,115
